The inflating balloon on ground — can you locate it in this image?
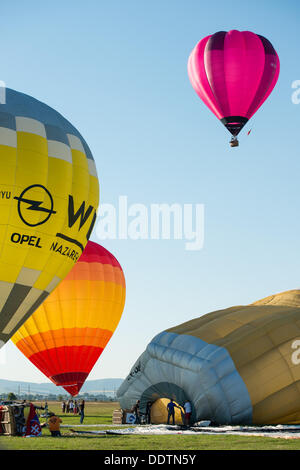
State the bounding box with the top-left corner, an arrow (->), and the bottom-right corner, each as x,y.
117,289 -> 300,425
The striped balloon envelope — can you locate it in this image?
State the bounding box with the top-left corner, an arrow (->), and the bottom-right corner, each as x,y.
12,241 -> 126,396
188,30 -> 280,142
0,88 -> 99,346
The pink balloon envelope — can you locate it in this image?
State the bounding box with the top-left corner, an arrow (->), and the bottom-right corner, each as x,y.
188,30 -> 280,138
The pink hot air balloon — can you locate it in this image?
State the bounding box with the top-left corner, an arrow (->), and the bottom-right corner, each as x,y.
188,30 -> 280,146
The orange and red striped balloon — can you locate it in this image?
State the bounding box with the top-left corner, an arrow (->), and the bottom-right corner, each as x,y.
11,241 -> 126,396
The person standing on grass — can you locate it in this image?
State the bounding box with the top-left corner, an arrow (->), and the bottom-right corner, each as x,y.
48,412 -> 62,437
145,401 -> 153,424
61,401 -> 66,413
131,400 -> 141,424
183,400 -> 192,426
73,400 -> 78,414
79,399 -> 85,424
69,399 -> 74,414
166,399 -> 180,425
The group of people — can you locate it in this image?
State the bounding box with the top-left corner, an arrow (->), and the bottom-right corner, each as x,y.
61,399 -> 78,414
166,398 -> 192,426
61,399 -> 85,423
131,400 -> 153,425
131,398 -> 193,427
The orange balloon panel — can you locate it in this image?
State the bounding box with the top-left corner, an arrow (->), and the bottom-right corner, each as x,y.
12,241 -> 126,396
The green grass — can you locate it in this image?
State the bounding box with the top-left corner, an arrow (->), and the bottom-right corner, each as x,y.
1,401 -> 300,450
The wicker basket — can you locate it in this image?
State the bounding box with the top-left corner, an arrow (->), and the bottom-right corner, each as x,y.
112,409 -> 123,424
0,406 -> 17,436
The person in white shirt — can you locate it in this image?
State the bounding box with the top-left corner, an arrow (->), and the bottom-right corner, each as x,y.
183,400 -> 192,426
69,400 -> 74,413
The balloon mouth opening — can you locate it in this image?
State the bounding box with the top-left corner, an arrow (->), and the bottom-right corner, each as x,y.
62,384 -> 83,397
220,116 -> 248,136
50,372 -> 88,396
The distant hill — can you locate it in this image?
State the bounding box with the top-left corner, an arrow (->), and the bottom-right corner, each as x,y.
0,378 -> 124,396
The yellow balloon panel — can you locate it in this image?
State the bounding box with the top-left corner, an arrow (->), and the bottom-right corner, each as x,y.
0,88 -> 99,344
118,289 -> 300,425
167,290 -> 300,424
150,399 -> 183,425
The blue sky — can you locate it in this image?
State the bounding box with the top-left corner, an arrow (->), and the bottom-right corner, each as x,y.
1,0 -> 300,384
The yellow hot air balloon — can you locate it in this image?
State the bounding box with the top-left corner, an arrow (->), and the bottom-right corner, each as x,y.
0,88 -> 99,345
12,241 -> 126,396
117,290 -> 300,425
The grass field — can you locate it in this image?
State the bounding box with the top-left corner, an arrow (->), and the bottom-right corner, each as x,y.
1,401 -> 300,450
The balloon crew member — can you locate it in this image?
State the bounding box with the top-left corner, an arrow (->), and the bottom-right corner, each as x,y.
145,401 -> 153,425
166,399 -> 180,425
73,400 -> 78,414
131,400 -> 141,424
69,400 -> 74,413
48,412 -> 62,437
183,400 -> 192,426
61,401 -> 66,413
79,399 -> 85,424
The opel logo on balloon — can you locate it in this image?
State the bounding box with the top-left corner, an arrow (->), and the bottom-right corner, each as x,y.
14,185 -> 96,244
14,184 -> 56,227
